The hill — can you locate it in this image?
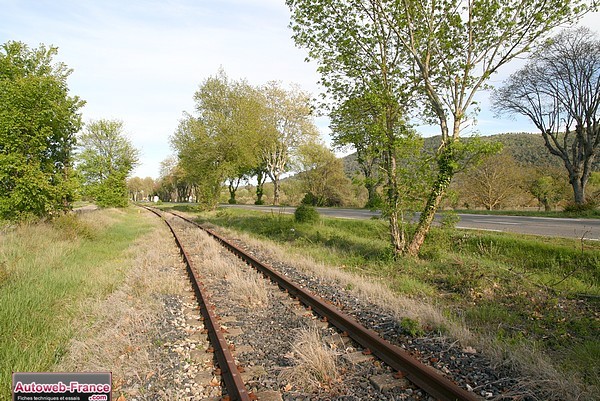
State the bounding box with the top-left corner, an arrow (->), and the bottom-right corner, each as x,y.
343,132 -> 599,174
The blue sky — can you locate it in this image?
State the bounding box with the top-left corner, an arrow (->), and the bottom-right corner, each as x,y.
1,1 -> 598,178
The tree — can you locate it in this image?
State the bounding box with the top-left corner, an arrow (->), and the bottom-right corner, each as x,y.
154,156 -> 194,202
77,119 -> 139,207
172,70 -> 268,208
127,176 -> 156,201
463,153 -> 524,210
527,168 -> 570,211
331,94 -> 383,208
251,163 -> 269,205
286,2 -> 426,253
260,82 -> 320,205
493,27 -> 600,206
287,0 -> 590,256
0,41 -> 84,220
297,142 -> 353,206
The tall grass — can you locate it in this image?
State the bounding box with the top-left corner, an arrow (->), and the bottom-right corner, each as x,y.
0,208 -> 152,401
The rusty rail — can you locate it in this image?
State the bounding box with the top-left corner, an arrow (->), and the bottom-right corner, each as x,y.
170,210 -> 481,401
142,206 -> 251,401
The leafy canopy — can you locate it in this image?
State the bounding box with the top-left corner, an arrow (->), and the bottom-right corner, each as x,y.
0,41 -> 84,220
77,119 -> 139,208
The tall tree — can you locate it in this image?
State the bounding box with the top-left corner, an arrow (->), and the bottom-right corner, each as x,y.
0,41 -> 84,220
77,119 -> 139,207
287,0 -> 590,256
286,2 -> 425,253
493,27 -> 600,205
260,82 -> 319,205
171,70 -> 267,208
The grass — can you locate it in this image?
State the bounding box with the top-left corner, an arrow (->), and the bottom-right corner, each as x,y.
279,327 -> 340,393
0,207 -> 154,401
159,203 -> 600,399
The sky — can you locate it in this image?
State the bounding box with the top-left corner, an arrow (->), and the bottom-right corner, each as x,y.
1,1 -> 599,178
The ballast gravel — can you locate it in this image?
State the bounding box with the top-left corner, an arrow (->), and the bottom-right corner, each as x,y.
195,224 -> 537,401
114,211 -> 536,400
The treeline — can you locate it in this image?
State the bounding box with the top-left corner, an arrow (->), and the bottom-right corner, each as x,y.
343,133 -> 600,211
1,41 -> 139,221
155,69 -> 351,209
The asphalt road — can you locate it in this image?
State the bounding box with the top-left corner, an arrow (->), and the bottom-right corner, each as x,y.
220,204 -> 600,241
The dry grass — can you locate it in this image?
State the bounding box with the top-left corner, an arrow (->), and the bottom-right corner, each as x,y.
213,226 -> 471,341
479,337 -> 595,401
181,227 -> 269,308
54,210 -> 186,396
279,327 -> 340,392
226,266 -> 269,308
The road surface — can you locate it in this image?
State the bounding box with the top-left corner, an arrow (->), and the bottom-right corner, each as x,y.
220,204 -> 600,241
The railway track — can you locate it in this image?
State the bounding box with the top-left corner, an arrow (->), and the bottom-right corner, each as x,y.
143,206 -> 485,401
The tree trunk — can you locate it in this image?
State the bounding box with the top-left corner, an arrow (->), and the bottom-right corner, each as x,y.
570,176 -> 586,204
273,178 -> 280,205
255,170 -> 266,204
406,147 -> 455,257
383,143 -> 405,254
542,198 -> 551,212
365,179 -> 380,208
228,181 -> 237,204
388,209 -> 405,254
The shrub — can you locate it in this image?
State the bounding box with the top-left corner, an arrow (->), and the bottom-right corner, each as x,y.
563,200 -> 597,214
294,205 -> 320,224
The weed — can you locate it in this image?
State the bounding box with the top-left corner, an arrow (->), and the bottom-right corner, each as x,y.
294,205 -> 320,224
51,213 -> 96,240
400,317 -> 425,337
279,327 -> 339,392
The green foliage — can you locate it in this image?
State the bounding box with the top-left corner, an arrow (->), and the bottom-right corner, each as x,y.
0,41 -> 84,220
93,172 -> 130,208
297,142 -> 353,206
399,317 -> 425,337
294,204 -> 320,224
287,0 -> 589,256
563,201 -> 598,214
77,119 -> 139,208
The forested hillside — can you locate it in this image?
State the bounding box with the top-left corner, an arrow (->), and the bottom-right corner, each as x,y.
343,132 -> 600,174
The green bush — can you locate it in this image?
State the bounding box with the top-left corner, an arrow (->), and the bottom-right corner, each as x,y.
294,204 -> 320,224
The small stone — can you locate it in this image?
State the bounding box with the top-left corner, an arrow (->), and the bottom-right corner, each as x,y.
369,374 -> 409,392
323,334 -> 352,350
224,326 -> 243,336
240,365 -> 268,381
193,371 -> 213,385
343,351 -> 374,364
254,390 -> 283,401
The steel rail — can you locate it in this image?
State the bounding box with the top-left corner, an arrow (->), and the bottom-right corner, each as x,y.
142,206 -> 251,401
170,210 -> 481,401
